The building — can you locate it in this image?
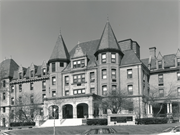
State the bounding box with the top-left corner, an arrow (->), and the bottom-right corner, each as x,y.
0,21 -> 180,127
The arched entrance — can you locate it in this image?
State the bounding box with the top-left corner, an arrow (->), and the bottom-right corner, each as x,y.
48,105 -> 59,119
62,104 -> 73,118
77,103 -> 88,118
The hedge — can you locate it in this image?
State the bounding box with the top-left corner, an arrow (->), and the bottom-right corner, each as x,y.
135,117 -> 168,125
10,122 -> 35,127
87,119 -> 107,125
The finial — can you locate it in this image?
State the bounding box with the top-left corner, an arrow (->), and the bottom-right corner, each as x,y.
59,28 -> 61,36
107,15 -> 109,22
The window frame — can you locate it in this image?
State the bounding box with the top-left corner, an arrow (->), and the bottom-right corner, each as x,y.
73,89 -> 85,95
102,53 -> 106,63
102,69 -> 107,79
73,74 -> 85,84
177,87 -> 180,96
42,68 -> 46,75
52,91 -> 56,97
127,69 -> 132,79
111,53 -> 116,63
73,59 -> 85,68
177,72 -> 180,80
30,82 -> 33,90
111,69 -> 116,79
65,90 -> 69,96
90,87 -> 95,94
52,76 -> 56,85
30,95 -> 34,104
90,72 -> 95,82
159,89 -> 164,97
3,92 -> 6,100
158,60 -> 162,69
11,97 -> 14,105
30,70 -> 34,77
52,63 -> 56,72
19,84 -> 22,92
102,85 -> 107,95
42,81 -> 46,90
60,62 -> 64,67
3,80 -> 6,87
158,74 -> 163,84
65,76 -> 69,85
19,72 -> 22,79
127,85 -> 133,95
177,58 -> 180,66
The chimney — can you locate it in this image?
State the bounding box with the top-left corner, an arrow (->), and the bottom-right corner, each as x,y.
149,47 -> 156,58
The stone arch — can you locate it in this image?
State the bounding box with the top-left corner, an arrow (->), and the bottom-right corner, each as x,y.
77,103 -> 88,118
62,104 -> 73,119
48,105 -> 59,119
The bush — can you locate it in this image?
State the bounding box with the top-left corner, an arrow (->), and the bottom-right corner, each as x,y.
87,119 -> 107,125
135,117 -> 168,125
10,122 -> 35,127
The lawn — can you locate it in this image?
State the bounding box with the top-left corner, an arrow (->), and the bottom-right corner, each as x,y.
3,122 -> 180,135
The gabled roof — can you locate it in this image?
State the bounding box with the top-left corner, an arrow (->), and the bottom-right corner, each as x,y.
95,21 -> 122,55
121,50 -> 141,66
163,54 -> 176,68
72,44 -> 85,58
48,33 -> 70,63
63,39 -> 100,72
0,59 -> 19,79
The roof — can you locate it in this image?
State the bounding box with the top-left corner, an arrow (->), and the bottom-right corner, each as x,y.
95,21 -> 122,55
121,50 -> 141,66
0,59 -> 19,79
48,33 -> 70,63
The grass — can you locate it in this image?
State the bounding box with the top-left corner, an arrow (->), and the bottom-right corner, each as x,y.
2,122 -> 180,135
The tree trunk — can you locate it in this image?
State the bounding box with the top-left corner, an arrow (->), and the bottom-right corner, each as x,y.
155,104 -> 163,117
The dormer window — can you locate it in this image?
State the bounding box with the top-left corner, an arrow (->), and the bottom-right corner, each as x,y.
42,68 -> 46,75
31,70 -> 34,77
60,62 -> 64,67
73,59 -> 85,68
52,63 -> 55,72
111,53 -> 116,63
158,61 -> 162,69
102,53 -> 106,63
19,72 -> 22,79
177,58 -> 180,66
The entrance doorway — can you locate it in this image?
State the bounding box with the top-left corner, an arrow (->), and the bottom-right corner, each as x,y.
62,104 -> 73,118
77,103 -> 88,118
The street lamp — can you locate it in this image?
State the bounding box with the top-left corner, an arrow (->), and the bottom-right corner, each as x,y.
53,107 -> 56,135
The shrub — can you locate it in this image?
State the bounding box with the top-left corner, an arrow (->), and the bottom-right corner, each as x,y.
10,122 -> 35,127
87,119 -> 107,125
135,117 -> 168,125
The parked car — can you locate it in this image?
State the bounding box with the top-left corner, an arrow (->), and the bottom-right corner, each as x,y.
81,127 -> 129,135
155,126 -> 180,135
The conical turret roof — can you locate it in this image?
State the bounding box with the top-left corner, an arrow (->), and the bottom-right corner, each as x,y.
95,21 -> 123,56
48,32 -> 70,63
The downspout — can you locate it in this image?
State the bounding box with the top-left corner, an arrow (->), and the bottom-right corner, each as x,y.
137,65 -> 141,118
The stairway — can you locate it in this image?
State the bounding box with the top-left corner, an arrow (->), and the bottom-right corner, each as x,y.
40,118 -> 83,127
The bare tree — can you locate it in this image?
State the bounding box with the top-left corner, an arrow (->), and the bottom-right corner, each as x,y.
11,92 -> 42,123
94,89 -> 133,116
148,83 -> 178,117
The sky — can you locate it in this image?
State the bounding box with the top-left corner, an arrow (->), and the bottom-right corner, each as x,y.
0,0 -> 180,67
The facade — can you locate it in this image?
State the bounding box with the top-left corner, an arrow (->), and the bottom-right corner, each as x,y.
0,21 -> 180,126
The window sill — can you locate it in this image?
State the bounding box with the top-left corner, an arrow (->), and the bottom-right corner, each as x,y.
71,82 -> 87,85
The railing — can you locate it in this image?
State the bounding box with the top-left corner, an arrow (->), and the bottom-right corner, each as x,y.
60,118 -> 66,124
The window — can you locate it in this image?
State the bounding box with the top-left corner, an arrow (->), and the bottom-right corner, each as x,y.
159,89 -> 164,97
30,95 -> 34,103
112,85 -> 117,95
111,53 -> 116,63
19,97 -> 22,104
65,90 -> 69,96
60,62 -> 64,67
111,69 -> 116,79
3,80 -> 6,87
19,84 -> 22,92
177,58 -> 180,66
11,110 -> 14,119
30,109 -> 34,119
127,69 -> 132,79
52,91 -> 56,97
73,89 -> 85,95
42,68 -> 46,75
102,69 -> 107,79
102,85 -> 107,95
177,87 -> 180,96
73,74 -> 85,83
158,61 -> 162,69
11,86 -> 14,93
11,97 -> 14,105
3,93 -> 5,100
42,94 -> 46,101
102,53 -> 106,63
65,76 -> 69,85
73,59 -> 85,68
52,77 -> 56,85
30,82 -> 33,90
42,81 -> 46,90
31,70 -> 34,77
19,72 -> 22,79
177,72 -> 180,80
90,87 -> 95,94
128,85 -> 133,95
3,107 -> 5,113
52,63 -> 55,72
158,74 -> 163,84
90,72 -> 95,82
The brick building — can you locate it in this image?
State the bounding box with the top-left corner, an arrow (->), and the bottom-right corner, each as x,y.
0,21 -> 180,126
